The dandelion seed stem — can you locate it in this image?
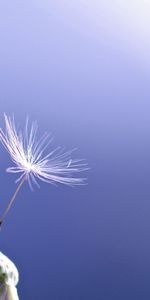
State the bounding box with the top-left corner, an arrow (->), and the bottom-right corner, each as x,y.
0,175 -> 27,226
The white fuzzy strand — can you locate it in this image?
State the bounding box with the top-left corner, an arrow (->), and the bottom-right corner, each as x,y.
0,114 -> 88,188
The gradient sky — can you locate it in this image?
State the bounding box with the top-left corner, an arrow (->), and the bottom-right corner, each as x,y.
0,1 -> 150,299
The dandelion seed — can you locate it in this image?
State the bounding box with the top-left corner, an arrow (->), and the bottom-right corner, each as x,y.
0,114 -> 88,225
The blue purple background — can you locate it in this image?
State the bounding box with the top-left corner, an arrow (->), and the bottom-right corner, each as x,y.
0,1 -> 150,299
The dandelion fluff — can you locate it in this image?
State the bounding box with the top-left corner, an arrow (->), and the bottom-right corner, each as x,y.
0,114 -> 88,224
0,252 -> 19,300
0,114 -> 87,187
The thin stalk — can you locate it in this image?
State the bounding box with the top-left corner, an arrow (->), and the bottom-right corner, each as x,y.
0,175 -> 27,226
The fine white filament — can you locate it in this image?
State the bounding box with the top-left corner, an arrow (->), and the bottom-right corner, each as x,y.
0,114 -> 87,189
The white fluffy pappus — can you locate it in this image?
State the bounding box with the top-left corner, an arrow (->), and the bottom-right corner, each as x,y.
0,114 -> 88,189
0,252 -> 19,300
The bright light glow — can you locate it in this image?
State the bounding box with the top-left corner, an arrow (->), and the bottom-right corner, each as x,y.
34,0 -> 150,62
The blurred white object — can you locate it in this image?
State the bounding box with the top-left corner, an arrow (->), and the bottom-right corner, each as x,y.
0,252 -> 19,300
